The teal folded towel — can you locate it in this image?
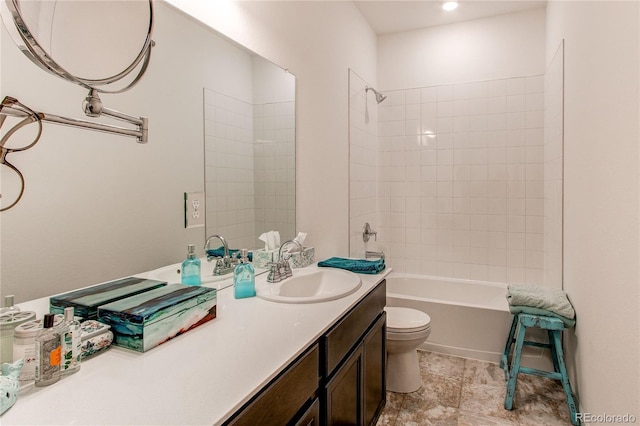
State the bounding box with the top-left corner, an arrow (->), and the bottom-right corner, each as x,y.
206,246 -> 253,262
508,305 -> 576,328
506,284 -> 575,320
318,257 -> 385,274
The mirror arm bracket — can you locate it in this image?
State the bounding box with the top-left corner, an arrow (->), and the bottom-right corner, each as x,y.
39,112 -> 148,144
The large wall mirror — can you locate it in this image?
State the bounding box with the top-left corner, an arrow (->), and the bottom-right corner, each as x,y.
0,1 -> 295,302
204,57 -> 296,251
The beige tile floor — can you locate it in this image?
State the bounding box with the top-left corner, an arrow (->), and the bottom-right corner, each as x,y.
377,350 -> 572,425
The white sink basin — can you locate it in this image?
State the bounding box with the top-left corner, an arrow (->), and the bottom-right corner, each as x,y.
256,267 -> 362,303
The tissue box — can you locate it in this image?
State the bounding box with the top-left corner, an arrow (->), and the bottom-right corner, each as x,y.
50,277 -> 168,321
253,249 -> 280,268
97,284 -> 217,353
290,247 -> 315,269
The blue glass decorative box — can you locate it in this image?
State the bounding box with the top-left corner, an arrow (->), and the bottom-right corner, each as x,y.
97,284 -> 217,352
50,277 -> 167,321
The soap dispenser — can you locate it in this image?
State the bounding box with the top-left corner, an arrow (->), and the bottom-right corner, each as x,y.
181,244 -> 201,286
233,249 -> 255,299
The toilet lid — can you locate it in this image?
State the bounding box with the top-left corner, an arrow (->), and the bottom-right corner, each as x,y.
385,306 -> 431,333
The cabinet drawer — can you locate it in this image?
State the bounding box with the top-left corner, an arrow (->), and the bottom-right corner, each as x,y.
322,280 -> 386,377
227,344 -> 319,426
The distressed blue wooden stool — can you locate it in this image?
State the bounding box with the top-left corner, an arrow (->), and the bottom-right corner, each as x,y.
500,313 -> 579,425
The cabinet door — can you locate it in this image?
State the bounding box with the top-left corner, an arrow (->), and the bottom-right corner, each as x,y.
227,345 -> 319,426
363,313 -> 386,426
324,346 -> 363,426
293,398 -> 320,426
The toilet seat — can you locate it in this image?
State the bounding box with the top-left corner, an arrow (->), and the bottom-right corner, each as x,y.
385,306 -> 431,333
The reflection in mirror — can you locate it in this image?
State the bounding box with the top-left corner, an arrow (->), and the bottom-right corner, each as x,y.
1,1 -> 296,302
204,57 -> 296,251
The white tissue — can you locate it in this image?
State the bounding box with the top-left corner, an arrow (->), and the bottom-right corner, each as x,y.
259,230 -> 281,251
286,232 -> 307,253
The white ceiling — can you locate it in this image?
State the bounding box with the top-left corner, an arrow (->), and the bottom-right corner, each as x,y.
353,0 -> 547,35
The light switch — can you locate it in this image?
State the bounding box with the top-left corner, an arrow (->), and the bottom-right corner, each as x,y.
184,192 -> 205,228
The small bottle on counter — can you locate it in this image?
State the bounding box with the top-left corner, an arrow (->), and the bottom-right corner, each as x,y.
14,315 -> 62,384
35,314 -> 61,387
60,307 -> 81,375
0,295 -> 24,364
181,244 -> 201,286
0,295 -> 20,316
234,249 -> 255,299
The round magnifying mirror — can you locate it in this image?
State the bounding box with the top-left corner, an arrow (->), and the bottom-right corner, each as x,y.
2,0 -> 153,92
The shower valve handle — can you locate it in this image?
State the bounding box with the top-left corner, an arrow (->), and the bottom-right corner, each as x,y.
363,222 -> 377,242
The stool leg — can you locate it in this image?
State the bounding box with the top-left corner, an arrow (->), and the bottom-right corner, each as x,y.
548,330 -> 560,373
501,314 -> 519,371
551,330 -> 580,425
504,318 -> 526,410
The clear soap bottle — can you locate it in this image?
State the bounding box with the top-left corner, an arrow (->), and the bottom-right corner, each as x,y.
60,307 -> 81,375
181,244 -> 201,286
35,313 -> 61,387
234,249 -> 255,299
0,295 -> 20,316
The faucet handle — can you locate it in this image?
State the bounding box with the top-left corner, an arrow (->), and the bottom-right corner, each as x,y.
281,259 -> 293,278
363,222 -> 377,242
267,262 -> 283,283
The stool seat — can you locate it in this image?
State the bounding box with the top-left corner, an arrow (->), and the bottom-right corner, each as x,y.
500,312 -> 580,425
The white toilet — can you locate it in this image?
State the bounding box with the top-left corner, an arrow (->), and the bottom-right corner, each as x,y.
384,306 -> 432,393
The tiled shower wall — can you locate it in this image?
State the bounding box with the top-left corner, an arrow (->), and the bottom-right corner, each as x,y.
204,89 -> 296,250
253,101 -> 296,243
376,76 -> 545,284
204,89 -> 256,250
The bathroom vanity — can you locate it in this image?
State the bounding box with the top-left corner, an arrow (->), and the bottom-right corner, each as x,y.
227,278 -> 386,425
1,266 -> 389,425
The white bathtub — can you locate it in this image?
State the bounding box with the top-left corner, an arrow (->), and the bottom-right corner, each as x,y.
386,273 -> 512,363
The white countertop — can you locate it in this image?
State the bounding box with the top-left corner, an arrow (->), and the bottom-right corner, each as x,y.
2,264 -> 390,425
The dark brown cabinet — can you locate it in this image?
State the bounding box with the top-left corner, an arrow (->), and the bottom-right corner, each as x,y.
294,398 -> 320,426
224,280 -> 386,426
362,314 -> 386,426
225,344 -> 320,426
321,280 -> 386,426
323,313 -> 386,426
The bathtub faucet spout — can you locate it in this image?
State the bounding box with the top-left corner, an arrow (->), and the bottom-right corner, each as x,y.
365,250 -> 385,261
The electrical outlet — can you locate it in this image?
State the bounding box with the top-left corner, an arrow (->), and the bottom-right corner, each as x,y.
184,192 -> 205,228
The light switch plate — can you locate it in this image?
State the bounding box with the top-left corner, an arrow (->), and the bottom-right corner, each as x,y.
184,192 -> 205,228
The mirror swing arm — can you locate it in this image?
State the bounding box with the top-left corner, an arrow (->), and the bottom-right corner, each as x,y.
1,91 -> 149,143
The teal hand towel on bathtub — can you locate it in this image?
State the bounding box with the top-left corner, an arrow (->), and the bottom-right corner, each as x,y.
506,283 -> 575,320
317,257 -> 385,274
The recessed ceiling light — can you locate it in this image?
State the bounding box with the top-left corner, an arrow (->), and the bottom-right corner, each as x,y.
442,2 -> 458,11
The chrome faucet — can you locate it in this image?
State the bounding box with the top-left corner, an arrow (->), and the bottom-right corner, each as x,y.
365,250 -> 385,261
204,234 -> 237,275
267,239 -> 303,283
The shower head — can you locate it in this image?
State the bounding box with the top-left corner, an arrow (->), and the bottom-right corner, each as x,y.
365,86 -> 387,104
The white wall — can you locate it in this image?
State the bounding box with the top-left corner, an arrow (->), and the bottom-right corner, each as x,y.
378,8 -> 546,90
546,0 -> 639,416
349,70 -> 379,257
